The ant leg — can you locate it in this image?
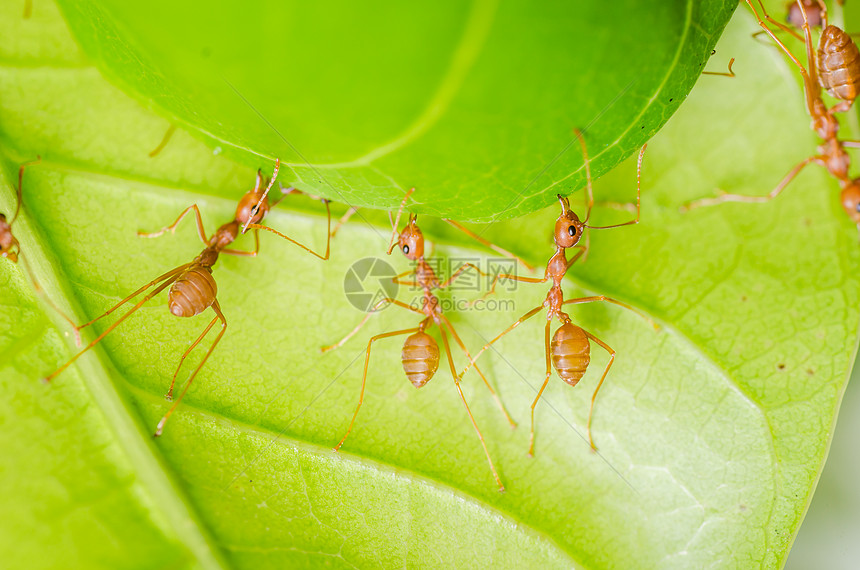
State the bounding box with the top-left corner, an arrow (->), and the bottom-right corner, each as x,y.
164,313 -> 220,400
562,295 -> 659,330
743,0 -> 820,115
681,156 -> 817,211
148,124 -> 177,158
581,330 -> 616,452
469,271 -> 547,305
702,58 -> 736,77
841,140 -> 860,148
831,101 -> 855,114
439,262 -> 544,307
246,199 -> 331,260
571,128 -> 595,223
752,0 -> 805,41
528,320 -> 554,457
584,145 -> 646,230
331,206 -> 360,238
18,254 -> 80,346
138,205 -> 208,245
75,264 -> 190,333
457,304 -> 545,380
441,219 -> 535,272
321,298 -> 424,353
438,326 -> 505,492
391,268 -> 419,288
565,245 -> 588,272
154,301 -> 227,436
44,274 -> 179,382
439,315 -> 517,428
222,229 -> 260,257
334,326 -> 422,451
439,262 -> 487,290
14,156 -> 43,224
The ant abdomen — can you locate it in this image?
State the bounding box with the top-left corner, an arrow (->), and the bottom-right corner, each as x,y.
551,323 -> 590,386
401,331 -> 440,388
168,267 -> 217,317
818,26 -> 860,103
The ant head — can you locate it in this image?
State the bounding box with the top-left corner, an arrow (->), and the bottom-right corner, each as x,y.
390,214 -> 424,260
0,214 -> 19,263
235,169 -> 272,226
553,195 -> 584,249
841,181 -> 860,223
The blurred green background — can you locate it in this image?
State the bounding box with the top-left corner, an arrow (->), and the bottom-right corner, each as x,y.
787,348 -> 860,569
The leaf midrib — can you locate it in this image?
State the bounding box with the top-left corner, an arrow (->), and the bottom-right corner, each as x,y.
5,165 -> 230,569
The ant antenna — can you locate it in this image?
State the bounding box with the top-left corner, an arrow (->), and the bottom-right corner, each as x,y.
241,158 -> 281,234
583,145 -> 646,230
387,188 -> 415,254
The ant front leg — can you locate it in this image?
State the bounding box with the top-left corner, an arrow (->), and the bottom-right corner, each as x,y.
222,229 -> 260,257
247,199 -> 331,260
138,204 -> 209,245
681,156 -> 817,211
445,262 -> 545,306
442,219 -> 535,272
391,268 -> 420,288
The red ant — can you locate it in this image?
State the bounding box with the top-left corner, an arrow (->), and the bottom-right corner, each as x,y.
2,157 -> 78,341
43,160 -> 332,436
685,0 -> 860,228
458,135 -> 653,455
321,189 -> 537,492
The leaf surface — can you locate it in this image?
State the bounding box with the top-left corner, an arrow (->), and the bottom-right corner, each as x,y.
54,0 -> 736,220
1,1 -> 857,569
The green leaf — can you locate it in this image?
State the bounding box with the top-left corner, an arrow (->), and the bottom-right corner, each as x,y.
52,0 -> 736,221
2,1 -> 858,569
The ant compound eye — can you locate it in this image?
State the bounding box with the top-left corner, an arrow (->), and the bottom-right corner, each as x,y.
568,225 -> 576,237
403,245 -> 410,254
